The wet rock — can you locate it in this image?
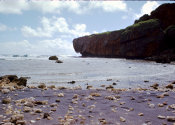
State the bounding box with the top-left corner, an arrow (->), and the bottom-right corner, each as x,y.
10,114 -> 24,124
38,83 -> 46,89
68,81 -> 76,84
166,84 -> 174,89
2,98 -> 11,104
23,106 -> 31,112
157,115 -> 166,119
167,116 -> 175,122
48,56 -> 58,60
120,117 -> 126,122
58,93 -> 64,97
138,113 -> 144,116
158,103 -> 164,107
34,108 -> 42,113
168,104 -> 175,109
16,77 -> 27,86
90,93 -> 101,97
50,103 -> 58,107
112,82 -> 117,85
106,85 -> 114,89
55,60 -> 63,63
86,85 -> 93,89
105,95 -> 116,100
1,89 -> 10,94
16,120 -> 26,125
43,113 -> 50,119
150,83 -> 159,89
55,99 -> 60,103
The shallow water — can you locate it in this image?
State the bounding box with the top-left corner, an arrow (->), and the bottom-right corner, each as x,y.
0,56 -> 175,89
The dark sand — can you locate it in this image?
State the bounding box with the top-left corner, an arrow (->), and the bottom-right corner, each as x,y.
0,85 -> 175,125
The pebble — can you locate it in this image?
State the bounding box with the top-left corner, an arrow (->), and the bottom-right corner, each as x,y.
34,108 -> 42,113
157,115 -> 166,119
168,104 -> 175,109
86,85 -> 93,89
38,83 -> 46,89
1,89 -> 10,94
90,93 -> 101,97
50,103 -> 58,107
158,103 -> 164,107
150,83 -> 159,89
73,94 -> 79,99
138,113 -> 144,116
23,106 -> 31,112
43,113 -> 50,119
10,114 -> 24,123
2,98 -> 11,104
16,120 -> 26,125
58,93 -> 64,97
148,103 -> 155,108
30,120 -> 36,123
105,95 -> 116,100
167,116 -> 175,122
120,117 -> 126,122
55,99 -> 60,103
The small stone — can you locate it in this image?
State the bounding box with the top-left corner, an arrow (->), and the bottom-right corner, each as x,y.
68,81 -> 76,84
36,117 -> 41,120
16,120 -> 26,125
138,113 -> 144,116
2,98 -> 11,104
157,115 -> 166,119
55,99 -> 60,103
43,113 -> 50,119
120,117 -> 126,122
58,93 -> 64,97
148,103 -> 155,108
10,114 -> 24,123
100,85 -> 105,87
50,103 -> 58,107
158,103 -> 164,107
166,84 -> 174,89
90,93 -> 101,97
167,116 -> 175,122
163,92 -> 169,96
47,116 -> 53,120
2,123 -> 14,125
113,82 -> 117,85
73,94 -> 79,99
86,85 -> 93,89
30,120 -> 36,123
38,83 -> 46,89
157,95 -> 164,98
34,108 -> 42,113
23,106 -> 31,112
105,95 -> 116,100
51,108 -> 56,111
1,89 -> 10,94
168,104 -> 175,109
150,83 -> 159,89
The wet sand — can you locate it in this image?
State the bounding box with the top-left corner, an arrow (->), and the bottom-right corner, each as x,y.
0,84 -> 175,125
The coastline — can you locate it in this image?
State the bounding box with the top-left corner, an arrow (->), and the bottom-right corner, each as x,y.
0,82 -> 175,125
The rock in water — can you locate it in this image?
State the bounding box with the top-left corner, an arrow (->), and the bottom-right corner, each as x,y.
49,56 -> 58,60
55,60 -> 63,63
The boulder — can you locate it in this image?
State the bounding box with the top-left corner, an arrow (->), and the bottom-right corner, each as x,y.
73,19 -> 164,58
0,75 -> 27,87
49,56 -> 58,60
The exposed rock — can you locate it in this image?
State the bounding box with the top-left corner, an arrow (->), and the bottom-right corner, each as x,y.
73,3 -> 175,60
73,19 -> 164,58
55,60 -> 63,63
2,98 -> 11,104
0,75 -> 27,87
167,116 -> 175,122
150,83 -> 159,89
166,84 -> 174,89
38,83 -> 46,89
48,56 -> 58,60
68,81 -> 76,84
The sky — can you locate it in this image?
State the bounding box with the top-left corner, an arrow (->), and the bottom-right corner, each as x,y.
0,0 -> 174,56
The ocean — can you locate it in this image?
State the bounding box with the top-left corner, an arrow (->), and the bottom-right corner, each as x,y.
0,55 -> 175,89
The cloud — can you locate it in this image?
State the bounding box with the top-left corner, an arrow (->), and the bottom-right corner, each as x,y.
0,23 -> 17,31
89,1 -> 127,12
21,16 -> 89,38
0,0 -> 29,14
135,1 -> 159,19
0,0 -> 127,14
0,38 -> 76,55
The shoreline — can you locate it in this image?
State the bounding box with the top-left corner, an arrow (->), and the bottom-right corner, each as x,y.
0,82 -> 175,125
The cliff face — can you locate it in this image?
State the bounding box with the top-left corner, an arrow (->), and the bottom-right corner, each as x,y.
73,3 -> 175,59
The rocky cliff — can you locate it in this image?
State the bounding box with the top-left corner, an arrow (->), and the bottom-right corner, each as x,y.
73,3 -> 175,60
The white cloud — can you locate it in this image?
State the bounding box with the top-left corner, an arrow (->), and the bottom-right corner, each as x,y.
135,1 -> 159,19
0,23 -> 17,31
0,0 -> 29,14
89,1 -> 127,12
0,38 -> 76,55
0,0 -> 127,14
21,16 -> 89,38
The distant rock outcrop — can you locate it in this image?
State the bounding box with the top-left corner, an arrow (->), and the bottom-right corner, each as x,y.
73,3 -> 175,62
49,56 -> 58,60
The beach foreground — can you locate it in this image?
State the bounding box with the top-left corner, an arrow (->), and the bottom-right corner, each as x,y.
0,82 -> 175,125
